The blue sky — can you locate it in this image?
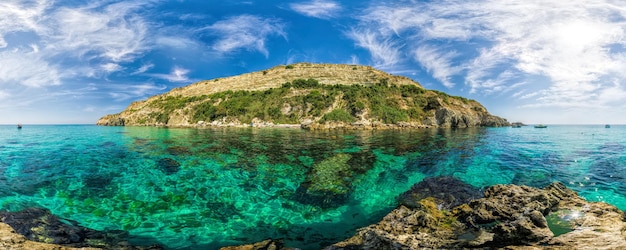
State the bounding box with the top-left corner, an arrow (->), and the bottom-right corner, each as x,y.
1,0 -> 626,124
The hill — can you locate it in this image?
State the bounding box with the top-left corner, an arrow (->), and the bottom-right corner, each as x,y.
96,63 -> 509,129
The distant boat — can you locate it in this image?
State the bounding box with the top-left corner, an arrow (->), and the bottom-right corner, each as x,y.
512,124 -> 522,128
605,124 -> 611,128
17,124 -> 22,129
534,124 -> 547,128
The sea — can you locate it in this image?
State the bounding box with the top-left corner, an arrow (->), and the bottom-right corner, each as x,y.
0,125 -> 624,249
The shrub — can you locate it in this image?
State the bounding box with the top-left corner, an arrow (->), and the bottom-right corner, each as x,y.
321,109 -> 356,123
291,78 -> 320,88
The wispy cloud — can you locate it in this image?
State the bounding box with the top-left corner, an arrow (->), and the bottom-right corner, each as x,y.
101,63 -> 123,73
345,28 -> 402,68
106,82 -> 167,101
150,66 -> 191,83
202,15 -> 286,57
289,0 -> 342,19
0,0 -> 50,48
132,63 -> 154,75
356,0 -> 626,109
0,50 -> 61,87
0,0 -> 155,87
45,1 -> 150,63
413,45 -> 461,88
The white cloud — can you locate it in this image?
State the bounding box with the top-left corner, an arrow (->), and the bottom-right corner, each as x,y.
0,90 -> 9,100
107,82 -> 167,101
132,63 -> 154,75
345,28 -> 403,68
150,66 -> 191,83
156,36 -> 198,49
290,0 -> 342,19
413,45 -> 461,88
45,2 -> 150,62
0,0 -> 50,48
202,15 -> 286,57
101,63 -> 123,73
0,50 -> 60,87
357,0 -> 626,109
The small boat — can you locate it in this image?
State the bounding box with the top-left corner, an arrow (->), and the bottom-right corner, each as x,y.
17,124 -> 22,129
534,124 -> 547,128
605,124 -> 611,128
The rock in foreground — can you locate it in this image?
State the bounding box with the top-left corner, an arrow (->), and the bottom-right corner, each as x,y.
0,208 -> 161,249
326,181 -> 626,249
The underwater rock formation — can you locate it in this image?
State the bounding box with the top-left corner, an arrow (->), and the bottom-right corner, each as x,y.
0,207 -> 161,249
326,180 -> 626,249
293,154 -> 355,208
156,157 -> 181,174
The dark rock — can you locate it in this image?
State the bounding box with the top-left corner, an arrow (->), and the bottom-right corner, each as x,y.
166,146 -> 191,156
157,158 -> 181,174
0,207 -> 161,249
399,176 -> 482,210
219,239 -> 296,250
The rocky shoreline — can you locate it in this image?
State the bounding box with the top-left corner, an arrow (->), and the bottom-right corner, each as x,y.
2,179 -> 624,249
222,178 -> 626,250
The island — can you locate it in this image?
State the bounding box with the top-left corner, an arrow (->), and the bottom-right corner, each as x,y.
97,63 -> 509,129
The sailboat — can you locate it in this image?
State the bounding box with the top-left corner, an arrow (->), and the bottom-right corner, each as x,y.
17,124 -> 22,129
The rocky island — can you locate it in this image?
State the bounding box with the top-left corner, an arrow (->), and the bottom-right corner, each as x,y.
97,63 -> 509,129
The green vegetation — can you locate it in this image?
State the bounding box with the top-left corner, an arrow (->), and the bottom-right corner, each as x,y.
142,78 -> 477,125
321,109 -> 356,123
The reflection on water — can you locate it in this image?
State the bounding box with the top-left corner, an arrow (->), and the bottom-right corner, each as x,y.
0,125 -> 625,249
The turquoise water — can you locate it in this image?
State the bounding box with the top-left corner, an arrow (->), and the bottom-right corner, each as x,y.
1,125 -> 625,249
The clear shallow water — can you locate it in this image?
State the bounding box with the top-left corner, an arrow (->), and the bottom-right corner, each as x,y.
0,125 -> 624,249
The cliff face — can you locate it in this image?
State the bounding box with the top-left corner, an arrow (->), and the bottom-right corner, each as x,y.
97,63 -> 508,128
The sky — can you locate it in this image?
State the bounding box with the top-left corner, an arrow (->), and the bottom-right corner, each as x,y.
1,0 -> 626,124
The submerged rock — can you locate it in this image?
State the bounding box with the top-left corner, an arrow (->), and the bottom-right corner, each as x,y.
0,207 -> 161,249
156,157 -> 181,174
293,154 -> 354,208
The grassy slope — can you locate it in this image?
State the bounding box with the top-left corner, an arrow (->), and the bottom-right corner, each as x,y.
140,78 -> 476,126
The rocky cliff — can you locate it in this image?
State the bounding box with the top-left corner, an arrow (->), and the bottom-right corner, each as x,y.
97,63 -> 509,128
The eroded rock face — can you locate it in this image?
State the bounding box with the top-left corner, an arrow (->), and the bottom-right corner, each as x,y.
96,114 -> 125,126
326,180 -> 626,249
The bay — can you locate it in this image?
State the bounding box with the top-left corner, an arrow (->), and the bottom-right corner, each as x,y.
0,125 -> 624,249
